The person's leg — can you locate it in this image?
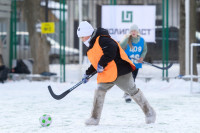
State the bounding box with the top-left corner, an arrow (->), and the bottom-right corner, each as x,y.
123,69 -> 137,102
85,82 -> 114,125
132,89 -> 156,124
115,73 -> 138,96
124,69 -> 139,103
115,72 -> 156,124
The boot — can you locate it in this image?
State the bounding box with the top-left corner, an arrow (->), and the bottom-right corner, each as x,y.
132,89 -> 156,124
85,89 -> 106,125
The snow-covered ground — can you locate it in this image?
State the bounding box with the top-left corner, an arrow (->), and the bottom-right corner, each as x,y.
0,63 -> 200,133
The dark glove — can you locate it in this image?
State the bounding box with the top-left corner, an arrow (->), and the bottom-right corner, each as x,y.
82,74 -> 89,84
97,64 -> 104,73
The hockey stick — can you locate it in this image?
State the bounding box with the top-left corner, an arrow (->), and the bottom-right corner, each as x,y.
132,58 -> 173,70
48,71 -> 97,100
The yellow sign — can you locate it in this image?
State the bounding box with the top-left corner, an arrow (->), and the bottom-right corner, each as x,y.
41,22 -> 55,34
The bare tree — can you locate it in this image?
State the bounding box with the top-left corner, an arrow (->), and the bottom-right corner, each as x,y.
179,0 -> 197,76
23,0 -> 50,74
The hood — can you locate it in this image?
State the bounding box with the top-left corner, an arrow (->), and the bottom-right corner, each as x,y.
94,27 -> 110,37
90,27 -> 110,45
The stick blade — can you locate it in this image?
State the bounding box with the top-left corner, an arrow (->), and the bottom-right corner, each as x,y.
163,62 -> 173,70
48,85 -> 70,100
152,62 -> 173,70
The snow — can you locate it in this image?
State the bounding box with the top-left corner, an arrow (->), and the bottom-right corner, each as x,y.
0,63 -> 200,133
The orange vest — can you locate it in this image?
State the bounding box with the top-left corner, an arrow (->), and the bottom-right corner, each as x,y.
87,36 -> 136,83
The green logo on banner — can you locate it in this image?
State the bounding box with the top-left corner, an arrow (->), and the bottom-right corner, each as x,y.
122,11 -> 133,23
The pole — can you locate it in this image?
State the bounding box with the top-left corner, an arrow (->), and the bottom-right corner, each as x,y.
59,0 -> 66,82
9,0 -> 17,68
110,0 -> 116,5
14,0 -> 17,59
185,0 -> 190,75
62,0 -> 66,82
9,4 -> 13,68
190,44 -> 193,93
78,0 -> 82,65
162,0 -> 166,79
45,0 -> 48,22
59,0 -> 62,82
165,0 -> 169,77
110,0 -> 113,5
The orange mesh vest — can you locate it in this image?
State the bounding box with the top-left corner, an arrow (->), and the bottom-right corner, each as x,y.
87,36 -> 135,83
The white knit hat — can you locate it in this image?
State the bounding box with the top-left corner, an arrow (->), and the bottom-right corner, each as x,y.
77,21 -> 94,37
129,24 -> 139,33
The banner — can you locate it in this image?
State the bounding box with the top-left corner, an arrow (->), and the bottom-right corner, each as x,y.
101,5 -> 156,42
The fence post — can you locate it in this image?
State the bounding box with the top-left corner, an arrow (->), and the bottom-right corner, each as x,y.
59,0 -> 66,82
9,0 -> 17,68
162,0 -> 169,80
